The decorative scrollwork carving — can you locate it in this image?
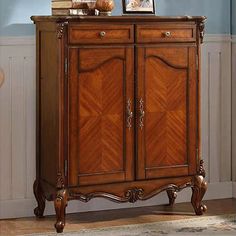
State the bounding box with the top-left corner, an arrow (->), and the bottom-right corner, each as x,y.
125,188 -> 144,203
56,173 -> 65,189
126,99 -> 133,130
198,160 -> 206,178
57,23 -> 66,39
69,188 -> 144,203
139,98 -> 145,129
198,21 -> 206,44
68,183 -> 193,204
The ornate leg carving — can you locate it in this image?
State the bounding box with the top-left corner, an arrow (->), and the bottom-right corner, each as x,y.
33,179 -> 46,218
166,190 -> 177,206
191,175 -> 207,215
54,189 -> 68,233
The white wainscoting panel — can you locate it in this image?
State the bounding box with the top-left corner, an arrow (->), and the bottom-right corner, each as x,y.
0,35 -> 233,219
0,37 -> 36,217
201,35 -> 232,183
232,36 -> 236,183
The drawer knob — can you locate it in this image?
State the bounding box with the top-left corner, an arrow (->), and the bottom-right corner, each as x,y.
99,31 -> 106,37
164,31 -> 171,37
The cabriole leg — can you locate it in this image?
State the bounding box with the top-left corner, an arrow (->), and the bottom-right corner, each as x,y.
191,175 -> 207,215
166,189 -> 177,206
33,180 -> 46,218
54,189 -> 68,233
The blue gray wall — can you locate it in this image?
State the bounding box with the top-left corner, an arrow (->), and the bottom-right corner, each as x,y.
0,0 -> 233,36
232,0 -> 236,34
0,0 -> 50,36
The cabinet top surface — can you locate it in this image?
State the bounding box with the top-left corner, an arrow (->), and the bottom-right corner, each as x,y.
31,15 -> 206,23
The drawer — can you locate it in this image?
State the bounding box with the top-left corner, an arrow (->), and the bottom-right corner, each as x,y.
136,24 -> 196,43
69,24 -> 134,44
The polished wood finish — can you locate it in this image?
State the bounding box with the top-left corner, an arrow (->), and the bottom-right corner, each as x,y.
33,180 -> 46,218
167,190 -> 177,206
68,46 -> 134,186
31,15 -> 207,23
191,175 -> 208,215
136,24 -> 196,43
69,24 -> 134,44
136,46 -> 197,180
31,15 -> 207,233
54,189 -> 68,233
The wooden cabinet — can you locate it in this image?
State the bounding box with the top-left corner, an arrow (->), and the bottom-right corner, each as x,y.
31,16 -> 207,233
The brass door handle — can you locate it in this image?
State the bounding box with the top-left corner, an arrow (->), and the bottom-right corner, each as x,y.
126,99 -> 133,130
139,98 -> 145,129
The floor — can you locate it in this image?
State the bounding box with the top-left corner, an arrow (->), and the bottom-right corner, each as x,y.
0,198 -> 235,236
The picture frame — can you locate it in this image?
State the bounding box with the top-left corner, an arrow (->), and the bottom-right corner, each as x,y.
122,0 -> 155,14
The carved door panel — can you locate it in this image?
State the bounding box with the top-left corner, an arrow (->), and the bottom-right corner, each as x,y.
136,46 -> 198,180
68,47 -> 134,186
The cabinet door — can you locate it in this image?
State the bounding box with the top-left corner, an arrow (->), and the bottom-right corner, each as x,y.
136,46 -> 198,179
68,47 -> 134,186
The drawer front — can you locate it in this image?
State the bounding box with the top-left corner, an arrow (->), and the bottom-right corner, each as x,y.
69,24 -> 134,44
136,24 -> 196,43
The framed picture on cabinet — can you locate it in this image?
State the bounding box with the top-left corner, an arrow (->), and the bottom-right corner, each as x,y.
123,0 -> 155,14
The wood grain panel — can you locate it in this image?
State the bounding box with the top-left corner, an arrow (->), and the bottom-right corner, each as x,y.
145,55 -> 187,168
69,24 -> 134,44
136,24 -> 196,43
137,46 -> 197,180
78,58 -> 123,175
39,31 -> 59,186
188,47 -> 197,175
69,47 -> 134,186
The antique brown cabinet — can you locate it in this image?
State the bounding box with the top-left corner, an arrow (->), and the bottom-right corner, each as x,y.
31,16 -> 207,233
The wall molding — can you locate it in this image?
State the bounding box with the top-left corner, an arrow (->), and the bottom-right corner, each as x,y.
204,34 -> 232,43
201,34 -> 232,183
0,36 -> 35,46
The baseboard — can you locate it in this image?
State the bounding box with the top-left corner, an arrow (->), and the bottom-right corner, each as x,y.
0,182 -> 233,219
0,198 -> 36,219
204,182 -> 233,199
232,35 -> 236,43
233,182 -> 236,198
